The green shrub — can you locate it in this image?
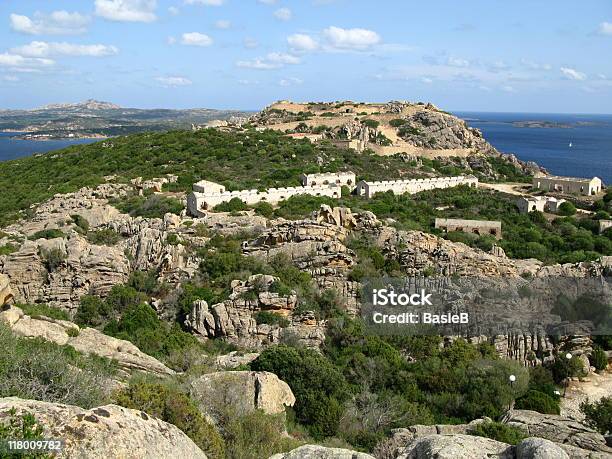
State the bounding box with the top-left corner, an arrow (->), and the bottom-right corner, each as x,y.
558,201 -> 577,216
0,244 -> 18,256
470,422 -> 527,445
115,381 -> 225,459
214,198 -> 249,213
251,346 -> 351,439
87,228 -> 121,246
39,248 -> 66,272
31,229 -> 64,240
389,118 -> 407,127
362,119 -> 380,129
0,323 -> 116,408
222,410 -> 303,459
0,409 -> 48,458
254,311 -> 290,328
549,354 -> 587,383
113,194 -> 183,218
515,390 -> 560,414
253,202 -> 274,218
580,396 -> 612,435
590,347 -> 608,371
70,214 -> 90,233
17,304 -> 69,321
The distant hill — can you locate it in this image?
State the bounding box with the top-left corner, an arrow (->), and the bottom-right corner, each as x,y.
250,100 -> 498,158
0,100 -> 253,139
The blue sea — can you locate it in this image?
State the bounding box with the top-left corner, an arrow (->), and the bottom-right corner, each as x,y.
0,132 -> 98,162
457,112 -> 612,184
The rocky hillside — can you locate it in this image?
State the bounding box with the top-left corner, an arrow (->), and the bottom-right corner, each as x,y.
250,100 -> 524,161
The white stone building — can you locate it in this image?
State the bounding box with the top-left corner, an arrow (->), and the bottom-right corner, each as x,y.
532,176 -> 603,196
300,172 -> 357,188
516,196 -> 567,214
600,220 -> 612,234
354,175 -> 478,199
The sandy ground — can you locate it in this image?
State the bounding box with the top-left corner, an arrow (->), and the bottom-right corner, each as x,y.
560,370 -> 612,421
479,182 -> 532,196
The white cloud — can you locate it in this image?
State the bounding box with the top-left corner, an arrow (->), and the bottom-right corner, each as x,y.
156,76 -> 192,86
520,59 -> 552,71
181,32 -> 213,47
168,6 -> 180,15
12,41 -> 118,58
237,52 -> 300,69
243,37 -> 258,49
95,0 -> 157,23
258,0 -> 277,4
0,53 -> 54,69
184,0 -> 224,5
560,67 -> 587,81
279,77 -> 303,86
167,36 -> 177,44
421,77 -> 433,84
215,20 -> 231,29
446,56 -> 470,68
274,8 -> 292,21
3,75 -> 20,82
10,11 -> 90,35
322,26 -> 381,50
501,85 -> 516,92
598,22 -> 612,36
287,33 -> 319,51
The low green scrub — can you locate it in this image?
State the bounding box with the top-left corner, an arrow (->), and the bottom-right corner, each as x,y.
254,311 -> 290,328
112,194 -> 183,219
0,323 -> 116,408
115,380 -> 225,459
590,347 -> 608,371
0,409 -> 49,458
580,396 -> 612,435
31,229 -> 64,240
86,228 -> 121,246
0,244 -> 17,256
214,198 -> 249,213
470,422 -> 527,445
17,303 -> 70,321
515,390 -> 560,414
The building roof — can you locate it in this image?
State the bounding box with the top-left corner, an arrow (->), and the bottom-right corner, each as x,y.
537,175 -> 600,183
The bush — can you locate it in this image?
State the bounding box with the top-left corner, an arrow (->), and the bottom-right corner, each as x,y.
17,303 -> 69,321
39,248 -> 66,272
590,347 -> 608,371
0,409 -> 48,457
580,396 -> 612,435
549,354 -> 587,383
31,229 -> 64,240
87,228 -> 121,246
362,119 -> 380,129
113,194 -> 183,218
214,197 -> 249,213
470,422 -> 527,445
558,202 -> 577,216
515,390 -> 560,415
0,322 -> 116,408
254,311 -> 290,328
0,243 -> 18,256
70,214 -> 90,233
253,201 -> 274,218
221,410 -> 302,459
389,118 -> 407,127
115,381 -> 225,459
251,346 -> 351,439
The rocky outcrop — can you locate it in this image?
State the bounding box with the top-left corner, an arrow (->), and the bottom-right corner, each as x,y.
397,434 -> 514,459
185,274 -> 324,349
189,371 -> 295,420
501,410 -> 611,453
0,305 -> 174,377
269,445 -> 374,459
515,438 -> 569,459
214,351 -> 260,369
0,397 -> 207,459
0,274 -> 12,305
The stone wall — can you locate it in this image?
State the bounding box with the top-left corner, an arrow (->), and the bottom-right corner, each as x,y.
435,218 -> 502,239
300,172 -> 356,188
355,175 -> 478,199
600,220 -> 612,234
517,196 -> 566,214
188,184 -> 342,216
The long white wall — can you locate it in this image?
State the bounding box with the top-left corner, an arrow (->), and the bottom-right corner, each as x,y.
188,184 -> 341,216
355,175 -> 478,198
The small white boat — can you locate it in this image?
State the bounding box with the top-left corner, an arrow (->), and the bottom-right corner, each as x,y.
569,142 -> 573,148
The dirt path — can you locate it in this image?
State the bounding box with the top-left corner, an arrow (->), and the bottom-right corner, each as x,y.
561,370 -> 612,421
479,182 -> 531,196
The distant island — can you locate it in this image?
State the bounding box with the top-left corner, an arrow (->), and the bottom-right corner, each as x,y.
0,99 -> 252,140
512,120 -> 573,129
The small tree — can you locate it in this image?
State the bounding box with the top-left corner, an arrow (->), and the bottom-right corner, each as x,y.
590,347 -> 608,372
580,396 -> 612,435
558,202 -> 577,216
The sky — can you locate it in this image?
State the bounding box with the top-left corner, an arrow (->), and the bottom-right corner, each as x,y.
1,0 -> 611,113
